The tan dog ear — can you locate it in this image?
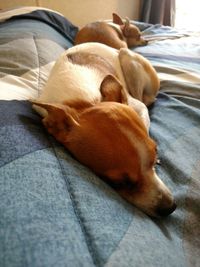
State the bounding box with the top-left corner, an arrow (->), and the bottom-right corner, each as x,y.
122,18 -> 131,37
118,49 -> 143,102
112,13 -> 124,25
100,74 -> 127,104
31,101 -> 79,143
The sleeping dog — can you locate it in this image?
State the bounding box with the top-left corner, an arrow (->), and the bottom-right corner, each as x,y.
32,43 -> 176,217
75,13 -> 147,49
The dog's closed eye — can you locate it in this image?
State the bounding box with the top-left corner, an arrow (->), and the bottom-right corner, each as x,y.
105,173 -> 138,191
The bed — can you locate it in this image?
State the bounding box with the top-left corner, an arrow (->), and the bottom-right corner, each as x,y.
0,7 -> 199,267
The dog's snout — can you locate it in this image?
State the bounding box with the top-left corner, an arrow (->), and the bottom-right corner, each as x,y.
156,201 -> 177,217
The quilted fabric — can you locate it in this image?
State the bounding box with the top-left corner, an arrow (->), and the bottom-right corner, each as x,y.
1,94 -> 200,267
0,8 -> 77,100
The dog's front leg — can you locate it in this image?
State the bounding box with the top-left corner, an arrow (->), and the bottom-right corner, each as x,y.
127,95 -> 150,132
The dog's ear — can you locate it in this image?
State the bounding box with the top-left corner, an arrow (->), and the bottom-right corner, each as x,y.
100,74 -> 127,104
121,18 -> 131,37
112,13 -> 124,25
118,48 -> 144,102
31,101 -> 79,143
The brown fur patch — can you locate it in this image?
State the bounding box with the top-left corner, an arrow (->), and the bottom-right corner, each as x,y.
67,51 -> 117,77
75,22 -> 127,49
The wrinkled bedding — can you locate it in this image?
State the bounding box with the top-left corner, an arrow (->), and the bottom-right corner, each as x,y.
0,7 -> 200,267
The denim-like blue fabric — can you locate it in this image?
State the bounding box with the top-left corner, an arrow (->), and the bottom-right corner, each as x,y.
0,100 -> 134,267
1,92 -> 200,267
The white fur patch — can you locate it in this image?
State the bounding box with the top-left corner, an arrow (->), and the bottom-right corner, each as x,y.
38,51 -> 102,104
64,43 -> 128,90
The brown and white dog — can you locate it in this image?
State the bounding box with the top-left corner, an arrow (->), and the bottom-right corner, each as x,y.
75,13 -> 147,49
32,43 -> 176,217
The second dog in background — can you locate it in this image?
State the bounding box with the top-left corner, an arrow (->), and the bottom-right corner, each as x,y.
75,13 -> 147,49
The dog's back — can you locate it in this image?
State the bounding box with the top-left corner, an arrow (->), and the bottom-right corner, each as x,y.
75,13 -> 147,49
75,21 -> 127,49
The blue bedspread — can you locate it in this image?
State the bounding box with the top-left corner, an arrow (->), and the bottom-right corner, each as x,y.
0,8 -> 199,267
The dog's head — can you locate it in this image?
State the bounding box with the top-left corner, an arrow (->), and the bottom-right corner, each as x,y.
112,13 -> 148,47
32,83 -> 176,218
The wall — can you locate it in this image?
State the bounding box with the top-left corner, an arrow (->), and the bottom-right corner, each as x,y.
0,0 -> 141,27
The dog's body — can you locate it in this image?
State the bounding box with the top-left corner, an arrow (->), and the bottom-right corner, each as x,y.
75,13 -> 147,49
32,43 -> 176,217
35,43 -> 160,130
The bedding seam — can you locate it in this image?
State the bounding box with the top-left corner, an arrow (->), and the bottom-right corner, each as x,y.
104,216 -> 134,266
49,141 -> 98,267
0,146 -> 52,168
33,35 -> 41,97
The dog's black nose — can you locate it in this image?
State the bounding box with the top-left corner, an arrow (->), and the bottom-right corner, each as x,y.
156,202 -> 177,217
